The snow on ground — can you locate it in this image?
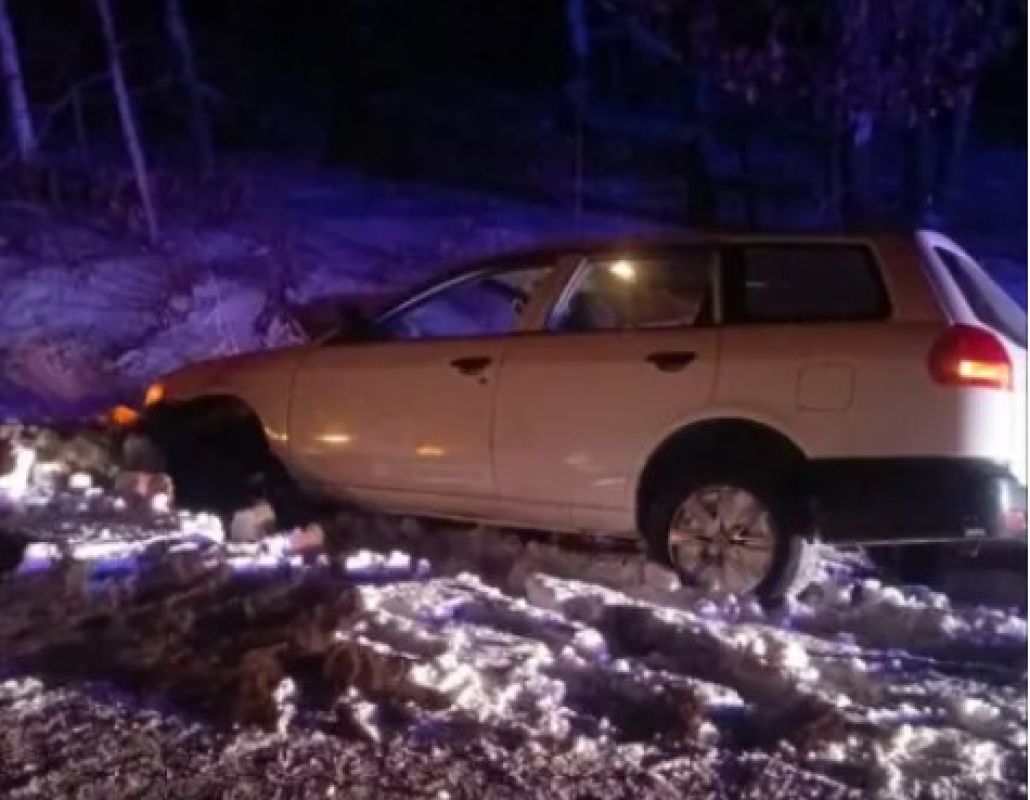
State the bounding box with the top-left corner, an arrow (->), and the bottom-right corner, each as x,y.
0,438 -> 1025,799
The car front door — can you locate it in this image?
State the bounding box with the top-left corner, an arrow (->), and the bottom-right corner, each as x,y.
289,259 -> 561,516
493,246 -> 722,533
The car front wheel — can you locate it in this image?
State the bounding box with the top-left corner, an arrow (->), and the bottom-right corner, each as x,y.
124,403 -> 309,530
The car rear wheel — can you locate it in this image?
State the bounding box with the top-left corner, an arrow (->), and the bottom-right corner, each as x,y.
642,462 -> 814,602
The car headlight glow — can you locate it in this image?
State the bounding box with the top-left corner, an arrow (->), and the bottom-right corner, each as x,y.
143,382 -> 166,407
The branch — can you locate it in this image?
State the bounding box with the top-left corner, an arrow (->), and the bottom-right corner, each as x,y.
625,18 -> 685,66
596,0 -> 686,68
194,79 -> 224,107
0,71 -> 110,172
0,72 -> 179,172
36,71 -> 112,135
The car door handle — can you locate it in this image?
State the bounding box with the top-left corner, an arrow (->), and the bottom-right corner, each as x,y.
645,351 -> 697,371
450,356 -> 493,376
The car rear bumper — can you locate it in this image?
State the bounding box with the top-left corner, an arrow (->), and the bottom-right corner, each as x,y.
807,458 -> 1027,545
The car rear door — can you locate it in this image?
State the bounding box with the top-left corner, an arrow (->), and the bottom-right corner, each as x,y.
288,259 -> 561,516
492,246 -> 721,532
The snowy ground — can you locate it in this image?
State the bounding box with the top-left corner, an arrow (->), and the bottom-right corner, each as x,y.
0,433 -> 1025,799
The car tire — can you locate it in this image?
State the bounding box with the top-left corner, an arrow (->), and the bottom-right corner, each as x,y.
128,406 -> 310,530
641,460 -> 814,603
121,432 -> 167,473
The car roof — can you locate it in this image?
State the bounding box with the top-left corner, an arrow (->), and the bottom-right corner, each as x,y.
441,229 -> 924,274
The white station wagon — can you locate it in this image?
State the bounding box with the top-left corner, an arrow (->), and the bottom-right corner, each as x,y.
128,231 -> 1028,599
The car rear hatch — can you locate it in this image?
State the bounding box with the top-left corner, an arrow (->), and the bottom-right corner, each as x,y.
921,234 -> 1027,488
1009,345 -> 1027,487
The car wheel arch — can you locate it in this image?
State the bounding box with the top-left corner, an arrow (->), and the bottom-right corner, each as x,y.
634,417 -> 809,533
146,393 -> 272,453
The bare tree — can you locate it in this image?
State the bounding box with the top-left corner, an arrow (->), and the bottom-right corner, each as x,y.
165,0 -> 214,175
565,0 -> 590,217
566,0 -> 590,106
607,0 -> 1017,226
0,0 -> 37,164
95,0 -> 158,242
934,0 -> 1011,219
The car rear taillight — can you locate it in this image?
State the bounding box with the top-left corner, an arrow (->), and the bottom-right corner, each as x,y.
929,324 -> 1013,390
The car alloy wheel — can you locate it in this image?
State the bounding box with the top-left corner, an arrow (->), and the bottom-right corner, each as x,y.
667,484 -> 776,595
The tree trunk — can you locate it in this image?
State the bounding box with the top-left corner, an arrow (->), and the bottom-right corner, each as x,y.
732,117 -> 759,229
323,1 -> 373,167
566,0 -> 590,98
934,87 -> 972,221
565,0 -> 590,219
841,112 -> 874,225
95,0 -> 159,243
902,119 -> 933,225
164,0 -> 214,175
71,86 -> 90,164
936,0 -> 1005,221
820,103 -> 844,229
681,133 -> 717,226
0,0 -> 36,164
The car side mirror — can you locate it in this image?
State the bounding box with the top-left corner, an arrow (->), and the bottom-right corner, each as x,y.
333,302 -> 375,342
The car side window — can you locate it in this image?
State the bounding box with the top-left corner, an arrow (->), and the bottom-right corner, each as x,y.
378,265 -> 552,341
725,244 -> 889,323
549,251 -> 714,333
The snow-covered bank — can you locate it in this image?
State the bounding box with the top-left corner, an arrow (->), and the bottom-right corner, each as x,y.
0,167 -> 663,419
0,454 -> 1024,800
1,162 -> 1023,420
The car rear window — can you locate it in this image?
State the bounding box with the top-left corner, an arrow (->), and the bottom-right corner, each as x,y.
934,247 -> 1027,348
726,244 -> 889,323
